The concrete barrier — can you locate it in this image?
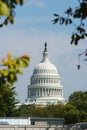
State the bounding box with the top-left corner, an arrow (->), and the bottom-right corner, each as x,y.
0,125 -> 63,130
0,124 -> 86,130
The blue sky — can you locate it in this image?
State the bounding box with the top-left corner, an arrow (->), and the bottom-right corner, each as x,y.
0,0 -> 87,103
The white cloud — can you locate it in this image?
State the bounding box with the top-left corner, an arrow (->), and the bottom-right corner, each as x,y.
29,0 -> 46,7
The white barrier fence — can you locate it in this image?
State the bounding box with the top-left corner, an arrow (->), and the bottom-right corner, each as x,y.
0,118 -> 31,125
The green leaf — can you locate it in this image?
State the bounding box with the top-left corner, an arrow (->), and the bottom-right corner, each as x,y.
77,26 -> 85,33
68,19 -> 72,24
53,13 -> 59,17
65,7 -> 72,15
53,18 -> 59,24
4,19 -> 8,26
19,0 -> 24,5
7,72 -> 17,84
74,34 -> 80,45
84,33 -> 87,37
0,24 -> 3,27
65,19 -> 72,25
70,34 -> 75,44
65,19 -> 68,25
60,17 -> 65,25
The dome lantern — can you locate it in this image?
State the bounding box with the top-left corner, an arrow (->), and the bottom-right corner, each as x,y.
44,42 -> 48,52
41,42 -> 49,62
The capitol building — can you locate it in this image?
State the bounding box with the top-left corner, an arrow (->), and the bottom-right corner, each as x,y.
26,43 -> 65,105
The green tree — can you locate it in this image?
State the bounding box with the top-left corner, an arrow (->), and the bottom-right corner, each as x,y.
0,87 -> 18,117
0,53 -> 30,116
63,104 -> 80,124
68,91 -> 87,112
13,91 -> 87,124
0,0 -> 24,27
53,0 -> 87,45
67,91 -> 87,123
0,53 -> 30,88
14,102 -> 87,124
14,104 -> 30,117
78,111 -> 87,122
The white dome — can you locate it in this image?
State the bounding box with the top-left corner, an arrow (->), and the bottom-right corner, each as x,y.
26,43 -> 65,105
33,43 -> 58,76
33,61 -> 58,75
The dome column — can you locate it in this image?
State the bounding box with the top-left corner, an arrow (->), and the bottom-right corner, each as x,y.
27,86 -> 29,98
42,88 -> 44,96
39,88 -> 40,96
48,89 -> 50,96
36,89 -> 37,97
61,90 -> 63,97
28,89 -> 30,97
44,88 -> 46,96
50,89 -> 52,96
52,89 -> 54,96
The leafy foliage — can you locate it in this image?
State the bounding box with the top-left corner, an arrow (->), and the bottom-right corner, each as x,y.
14,91 -> 87,124
0,53 -> 30,116
0,87 -> 18,116
0,0 -> 25,27
0,53 -> 30,87
68,91 -> 87,112
53,0 -> 87,45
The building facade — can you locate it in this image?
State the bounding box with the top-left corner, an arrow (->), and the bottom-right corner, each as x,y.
26,43 -> 65,105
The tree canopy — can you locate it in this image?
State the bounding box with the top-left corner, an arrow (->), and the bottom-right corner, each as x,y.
53,0 -> 87,45
68,91 -> 87,112
14,91 -> 87,124
0,53 -> 30,116
0,53 -> 30,88
0,87 -> 18,116
0,0 -> 24,27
